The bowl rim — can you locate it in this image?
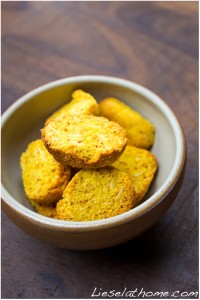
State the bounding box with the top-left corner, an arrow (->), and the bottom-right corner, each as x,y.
1,75 -> 186,231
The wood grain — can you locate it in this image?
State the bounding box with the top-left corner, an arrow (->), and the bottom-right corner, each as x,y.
1,2 -> 198,299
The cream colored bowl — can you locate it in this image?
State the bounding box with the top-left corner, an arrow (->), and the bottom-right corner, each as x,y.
1,76 -> 186,250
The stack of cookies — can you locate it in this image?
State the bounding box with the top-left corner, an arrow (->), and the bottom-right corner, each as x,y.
20,90 -> 157,221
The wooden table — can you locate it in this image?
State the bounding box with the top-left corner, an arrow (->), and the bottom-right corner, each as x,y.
2,2 -> 198,299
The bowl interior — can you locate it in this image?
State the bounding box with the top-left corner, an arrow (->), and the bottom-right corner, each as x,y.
2,78 -> 177,212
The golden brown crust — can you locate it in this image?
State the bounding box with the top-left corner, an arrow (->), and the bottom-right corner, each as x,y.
99,97 -> 155,149
20,139 -> 71,205
41,115 -> 127,168
56,167 -> 137,221
112,145 -> 158,204
47,89 -> 99,121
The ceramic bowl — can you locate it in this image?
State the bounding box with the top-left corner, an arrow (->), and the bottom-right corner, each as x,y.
1,75 -> 186,250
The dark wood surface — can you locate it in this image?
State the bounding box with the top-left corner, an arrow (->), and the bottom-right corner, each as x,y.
1,2 -> 198,299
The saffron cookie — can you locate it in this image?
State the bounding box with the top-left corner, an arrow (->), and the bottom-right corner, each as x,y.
112,145 -> 158,203
20,139 -> 71,205
56,167 -> 137,221
41,115 -> 127,168
30,200 -> 57,218
47,89 -> 99,121
99,97 -> 155,149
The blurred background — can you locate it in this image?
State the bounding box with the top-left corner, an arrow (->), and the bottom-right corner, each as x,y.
2,1 -> 198,299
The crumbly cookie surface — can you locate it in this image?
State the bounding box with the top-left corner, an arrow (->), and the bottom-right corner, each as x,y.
47,89 -> 99,121
56,167 -> 136,221
112,145 -> 157,203
99,97 -> 155,149
20,139 -> 71,204
41,115 -> 127,168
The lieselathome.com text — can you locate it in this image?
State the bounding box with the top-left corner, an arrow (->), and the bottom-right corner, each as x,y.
91,287 -> 198,298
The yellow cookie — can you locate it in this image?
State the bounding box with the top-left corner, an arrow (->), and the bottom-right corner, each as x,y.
112,145 -> 158,203
20,139 -> 71,205
47,89 -> 99,121
30,200 -> 57,218
56,167 -> 137,221
41,115 -> 127,168
99,97 -> 155,149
